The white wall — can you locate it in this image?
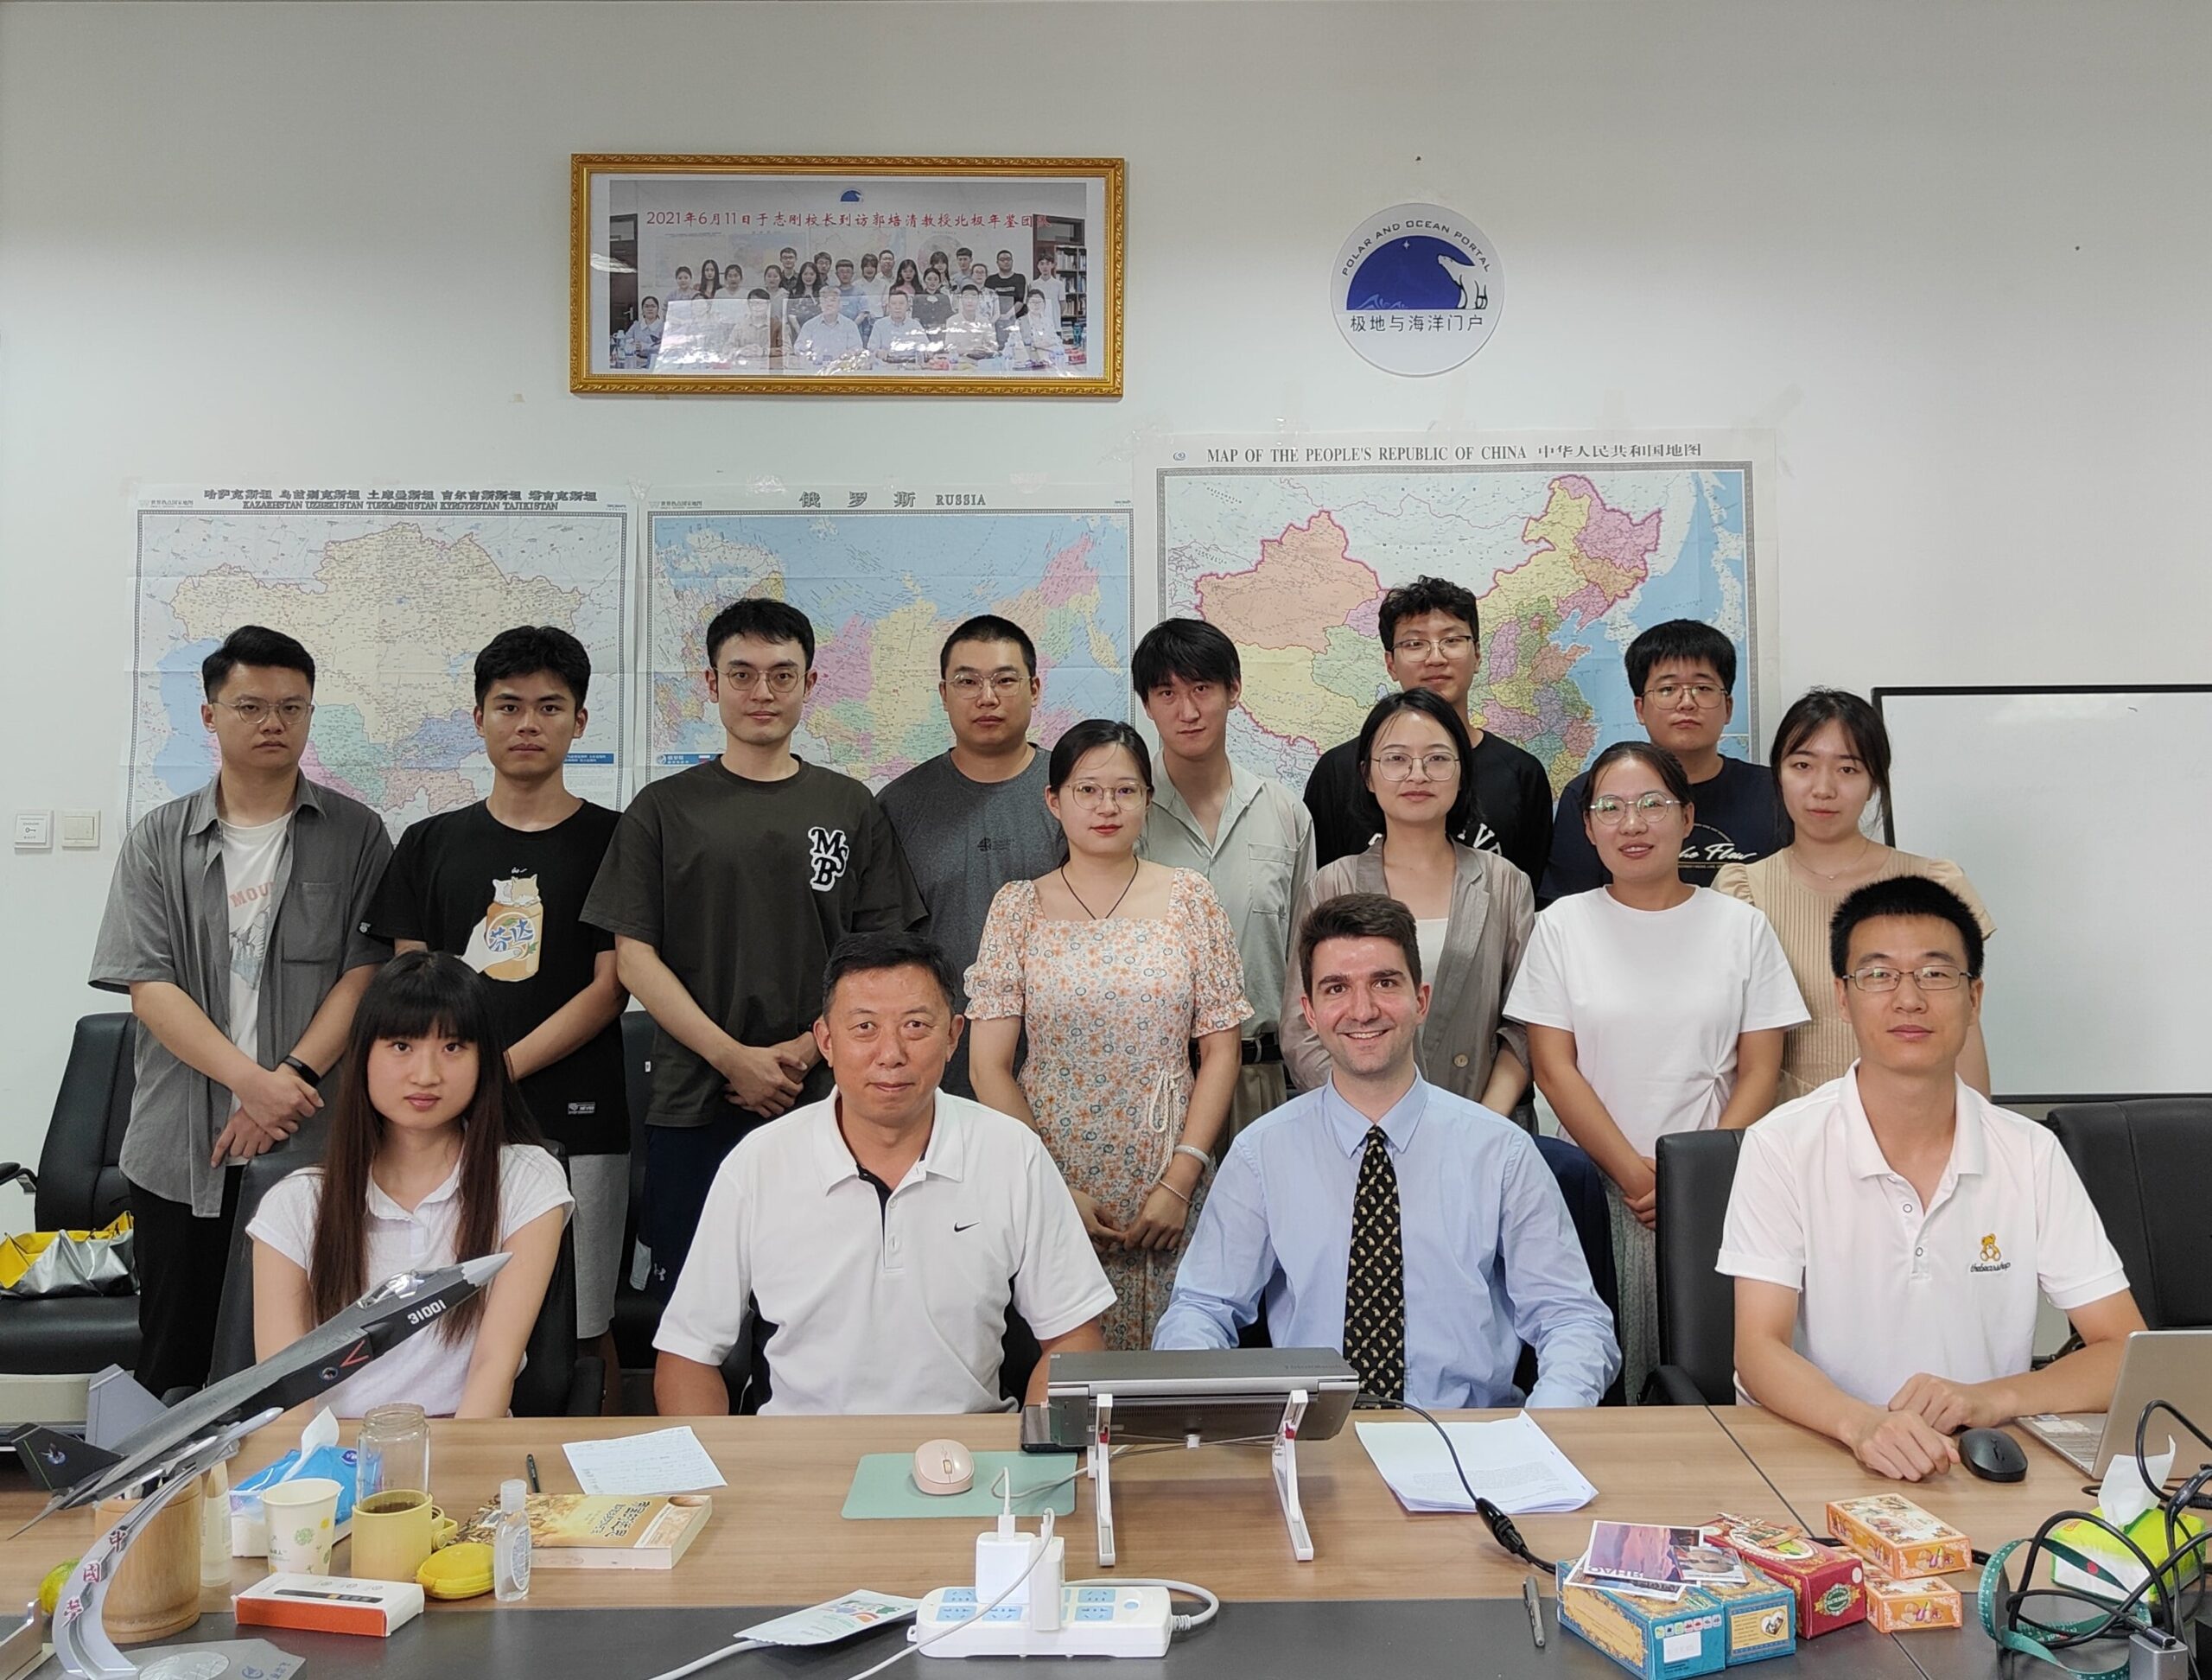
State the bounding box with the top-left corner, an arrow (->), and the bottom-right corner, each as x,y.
2,0 -> 2206,1171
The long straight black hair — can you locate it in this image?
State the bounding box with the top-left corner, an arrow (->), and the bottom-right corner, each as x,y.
306,951 -> 539,1341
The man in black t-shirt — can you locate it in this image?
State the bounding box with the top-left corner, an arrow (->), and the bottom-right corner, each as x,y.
582,597 -> 926,1301
1539,618 -> 1783,902
365,625 -> 627,1408
1301,574 -> 1554,885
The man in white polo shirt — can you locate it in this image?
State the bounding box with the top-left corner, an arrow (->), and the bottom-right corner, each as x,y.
652,932 -> 1113,1416
1719,875 -> 2143,1481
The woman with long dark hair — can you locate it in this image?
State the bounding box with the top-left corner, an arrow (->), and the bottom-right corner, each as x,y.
248,951 -> 571,1417
1715,687 -> 1995,1099
967,719 -> 1249,1347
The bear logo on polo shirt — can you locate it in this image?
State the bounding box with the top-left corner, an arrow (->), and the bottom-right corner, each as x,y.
1970,1232 -> 2010,1274
807,825 -> 850,892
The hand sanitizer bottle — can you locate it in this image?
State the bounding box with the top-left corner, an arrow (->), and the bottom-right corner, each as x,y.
493,1478 -> 532,1602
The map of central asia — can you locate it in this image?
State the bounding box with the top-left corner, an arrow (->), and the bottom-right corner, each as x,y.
1158,461 -> 1754,794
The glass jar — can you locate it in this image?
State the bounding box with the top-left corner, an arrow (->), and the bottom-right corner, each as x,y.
354,1403 -> 431,1511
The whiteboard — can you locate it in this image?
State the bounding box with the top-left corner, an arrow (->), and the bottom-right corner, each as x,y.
1875,687 -> 2212,1100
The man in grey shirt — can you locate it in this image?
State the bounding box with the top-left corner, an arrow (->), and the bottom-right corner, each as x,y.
90,625 -> 390,1395
1135,619 -> 1313,1139
877,615 -> 1063,1098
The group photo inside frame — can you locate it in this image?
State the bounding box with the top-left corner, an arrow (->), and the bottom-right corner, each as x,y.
573,154 -> 1123,397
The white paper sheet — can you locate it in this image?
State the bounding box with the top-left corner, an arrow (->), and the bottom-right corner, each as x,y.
563,1425 -> 729,1495
1354,1412 -> 1598,1515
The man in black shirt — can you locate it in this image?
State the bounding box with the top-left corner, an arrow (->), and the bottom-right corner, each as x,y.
1539,618 -> 1782,900
366,625 -> 627,1408
583,598 -> 925,1299
1301,574 -> 1554,885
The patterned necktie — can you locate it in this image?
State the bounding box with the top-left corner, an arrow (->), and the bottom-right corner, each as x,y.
1343,1126 -> 1406,1403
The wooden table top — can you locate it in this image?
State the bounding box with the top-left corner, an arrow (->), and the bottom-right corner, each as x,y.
0,1404 -> 1796,1612
1715,1405 -> 2095,1557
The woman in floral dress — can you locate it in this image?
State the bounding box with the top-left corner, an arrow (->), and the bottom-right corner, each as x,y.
968,720 -> 1249,1348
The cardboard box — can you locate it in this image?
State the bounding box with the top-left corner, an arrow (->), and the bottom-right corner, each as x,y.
1865,1575 -> 1962,1632
1693,1565 -> 1798,1664
1825,1495 -> 1972,1581
235,1574 -> 423,1639
1704,1516 -> 1867,1638
1555,1560 -> 1726,1680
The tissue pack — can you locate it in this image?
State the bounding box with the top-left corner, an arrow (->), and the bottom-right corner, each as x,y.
232,1412 -> 359,1556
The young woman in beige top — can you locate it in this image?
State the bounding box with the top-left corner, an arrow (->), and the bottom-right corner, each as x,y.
1715,688 -> 1995,1102
1282,689 -> 1533,1117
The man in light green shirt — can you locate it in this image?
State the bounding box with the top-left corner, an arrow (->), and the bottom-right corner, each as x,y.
1135,619 -> 1314,1138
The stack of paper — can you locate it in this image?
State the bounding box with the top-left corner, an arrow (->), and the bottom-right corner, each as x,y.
1354,1411 -> 1598,1515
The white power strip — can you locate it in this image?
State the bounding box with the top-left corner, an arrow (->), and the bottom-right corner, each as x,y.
912,1585 -> 1173,1659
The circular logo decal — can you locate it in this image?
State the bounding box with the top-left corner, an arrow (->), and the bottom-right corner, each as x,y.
1332,202 -> 1503,376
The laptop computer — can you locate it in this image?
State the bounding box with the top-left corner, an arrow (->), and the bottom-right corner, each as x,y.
2020,1328 -> 2212,1477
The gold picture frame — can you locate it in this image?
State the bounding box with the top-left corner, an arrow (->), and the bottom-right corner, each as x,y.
572,154 -> 1122,398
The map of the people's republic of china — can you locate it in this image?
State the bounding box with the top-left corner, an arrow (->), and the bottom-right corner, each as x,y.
1144,436 -> 1774,794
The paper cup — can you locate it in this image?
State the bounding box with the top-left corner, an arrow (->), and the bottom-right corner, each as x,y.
261,1477 -> 341,1577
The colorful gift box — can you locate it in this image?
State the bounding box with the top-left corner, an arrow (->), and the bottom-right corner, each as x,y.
1693,1564 -> 1798,1664
1703,1515 -> 1867,1638
1555,1560 -> 1726,1680
1825,1495 -> 1972,1581
1865,1574 -> 1962,1632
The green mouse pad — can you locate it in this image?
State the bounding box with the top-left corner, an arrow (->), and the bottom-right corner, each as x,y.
841,1451 -> 1079,1519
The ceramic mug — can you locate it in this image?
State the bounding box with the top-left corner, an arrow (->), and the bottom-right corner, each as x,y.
349,1491 -> 454,1581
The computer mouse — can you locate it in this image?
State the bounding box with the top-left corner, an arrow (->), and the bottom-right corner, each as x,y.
1959,1428 -> 2029,1483
913,1438 -> 976,1496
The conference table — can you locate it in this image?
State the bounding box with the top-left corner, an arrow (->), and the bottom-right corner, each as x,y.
0,1406 -> 2101,1678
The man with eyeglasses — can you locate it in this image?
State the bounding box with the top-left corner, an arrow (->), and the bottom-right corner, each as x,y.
877,615 -> 1062,1097
1301,575 -> 1554,887
1133,618 -> 1313,1138
1541,619 -> 1781,902
584,597 -> 926,1298
90,623 -> 391,1394
1719,875 -> 2144,1481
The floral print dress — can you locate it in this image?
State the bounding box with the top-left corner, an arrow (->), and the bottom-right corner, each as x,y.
966,869 -> 1249,1348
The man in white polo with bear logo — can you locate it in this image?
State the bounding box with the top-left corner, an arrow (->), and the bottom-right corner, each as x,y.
1720,875 -> 2144,1482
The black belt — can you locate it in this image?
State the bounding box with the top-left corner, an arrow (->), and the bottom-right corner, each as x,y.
1193,1034 -> 1281,1070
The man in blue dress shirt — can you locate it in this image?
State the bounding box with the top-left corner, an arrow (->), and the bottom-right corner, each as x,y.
1154,892 -> 1620,1408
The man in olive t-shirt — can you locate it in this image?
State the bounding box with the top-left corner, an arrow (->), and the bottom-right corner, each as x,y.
583,598 -> 925,1297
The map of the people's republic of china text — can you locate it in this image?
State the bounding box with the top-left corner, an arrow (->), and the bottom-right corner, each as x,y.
130,490 -> 632,830
1147,437 -> 1771,794
647,499 -> 1131,786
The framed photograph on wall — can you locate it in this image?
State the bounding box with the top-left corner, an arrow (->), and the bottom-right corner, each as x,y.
572,155 -> 1122,397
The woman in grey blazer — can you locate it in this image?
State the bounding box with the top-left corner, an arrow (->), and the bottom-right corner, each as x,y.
1281,689 -> 1534,1121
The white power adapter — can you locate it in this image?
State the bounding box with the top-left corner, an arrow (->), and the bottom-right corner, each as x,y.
913,1477 -> 1192,1660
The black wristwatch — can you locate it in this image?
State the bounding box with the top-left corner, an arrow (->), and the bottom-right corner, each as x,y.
281,1054 -> 321,1085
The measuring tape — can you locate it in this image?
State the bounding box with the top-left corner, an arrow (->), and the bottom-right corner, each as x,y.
1976,1537 -> 2142,1680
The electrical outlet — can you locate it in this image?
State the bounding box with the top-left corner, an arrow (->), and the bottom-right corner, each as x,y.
13,811 -> 52,851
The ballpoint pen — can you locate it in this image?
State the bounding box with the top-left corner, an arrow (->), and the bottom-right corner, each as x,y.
526,1454 -> 540,1494
1522,1573 -> 1545,1650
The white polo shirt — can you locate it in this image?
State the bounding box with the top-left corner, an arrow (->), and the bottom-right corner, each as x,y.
1717,1069 -> 2128,1408
654,1093 -> 1116,1416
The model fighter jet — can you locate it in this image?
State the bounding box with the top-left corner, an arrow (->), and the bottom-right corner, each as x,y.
10,1252 -> 509,1534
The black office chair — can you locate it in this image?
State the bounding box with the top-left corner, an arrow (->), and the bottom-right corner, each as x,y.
2049,1100 -> 2212,1330
0,1014 -> 143,1377
610,1011 -> 662,1375
206,1142 -> 601,1416
719,1302 -> 1041,1416
1648,1129 -> 1746,1406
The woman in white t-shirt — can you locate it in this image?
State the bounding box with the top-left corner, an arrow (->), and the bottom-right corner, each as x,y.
1506,741 -> 1806,1402
249,951 -> 573,1418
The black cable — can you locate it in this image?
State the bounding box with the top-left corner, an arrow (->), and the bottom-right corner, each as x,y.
1355,1391 -> 1555,1571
